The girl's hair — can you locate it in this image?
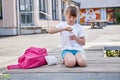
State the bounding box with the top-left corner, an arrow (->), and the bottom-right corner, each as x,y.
66,6 -> 78,17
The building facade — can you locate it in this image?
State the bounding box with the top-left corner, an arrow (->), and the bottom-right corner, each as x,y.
74,0 -> 120,24
0,0 -> 120,35
0,0 -> 66,35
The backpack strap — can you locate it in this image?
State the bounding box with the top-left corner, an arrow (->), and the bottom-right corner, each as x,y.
7,64 -> 21,70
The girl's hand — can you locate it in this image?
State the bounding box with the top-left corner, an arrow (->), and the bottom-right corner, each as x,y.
70,36 -> 85,45
69,35 -> 76,40
64,27 -> 73,31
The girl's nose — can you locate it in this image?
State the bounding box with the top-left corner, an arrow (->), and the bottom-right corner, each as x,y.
70,19 -> 74,22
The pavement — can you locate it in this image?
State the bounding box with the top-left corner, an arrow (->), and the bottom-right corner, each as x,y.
0,25 -> 120,73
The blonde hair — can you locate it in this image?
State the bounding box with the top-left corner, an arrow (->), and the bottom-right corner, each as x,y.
65,6 -> 78,17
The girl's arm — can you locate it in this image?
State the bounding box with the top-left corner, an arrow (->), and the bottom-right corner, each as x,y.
70,35 -> 85,45
48,27 -> 73,34
47,27 -> 65,34
76,37 -> 85,45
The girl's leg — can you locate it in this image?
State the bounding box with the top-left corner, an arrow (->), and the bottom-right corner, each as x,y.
64,53 -> 76,67
75,52 -> 87,67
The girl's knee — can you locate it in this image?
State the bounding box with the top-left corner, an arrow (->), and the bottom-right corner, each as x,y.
77,60 -> 87,67
64,58 -> 76,67
75,53 -> 87,67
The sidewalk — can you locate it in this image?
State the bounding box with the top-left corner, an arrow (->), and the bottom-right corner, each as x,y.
83,25 -> 120,49
0,25 -> 120,72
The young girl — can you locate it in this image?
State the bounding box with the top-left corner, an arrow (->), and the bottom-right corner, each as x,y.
48,6 -> 87,67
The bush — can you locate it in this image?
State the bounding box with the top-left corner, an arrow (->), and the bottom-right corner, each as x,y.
105,50 -> 120,57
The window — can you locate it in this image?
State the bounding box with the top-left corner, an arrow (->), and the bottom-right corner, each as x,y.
39,0 -> 48,20
52,0 -> 58,20
19,0 -> 33,12
19,0 -> 33,26
20,13 -> 32,24
0,0 -> 2,19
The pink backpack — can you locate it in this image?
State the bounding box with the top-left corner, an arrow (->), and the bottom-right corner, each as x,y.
7,47 -> 48,70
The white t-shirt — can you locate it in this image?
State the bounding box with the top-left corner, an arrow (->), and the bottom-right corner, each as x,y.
56,22 -> 85,52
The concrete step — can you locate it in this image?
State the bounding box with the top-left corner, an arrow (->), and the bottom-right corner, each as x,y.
2,50 -> 120,80
2,71 -> 120,80
20,27 -> 48,34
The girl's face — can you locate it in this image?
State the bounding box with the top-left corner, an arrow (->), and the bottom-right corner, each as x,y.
66,14 -> 77,25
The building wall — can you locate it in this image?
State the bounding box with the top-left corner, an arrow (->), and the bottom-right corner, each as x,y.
73,0 -> 120,24
0,0 -> 119,36
74,0 -> 120,8
33,0 -> 39,26
0,0 -> 18,36
34,0 -> 63,27
80,8 -> 101,24
2,0 -> 17,27
0,0 -> 64,28
0,0 -> 65,35
80,8 -> 107,24
0,20 -> 3,27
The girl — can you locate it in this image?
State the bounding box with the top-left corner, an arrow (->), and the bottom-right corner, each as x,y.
48,6 -> 87,67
